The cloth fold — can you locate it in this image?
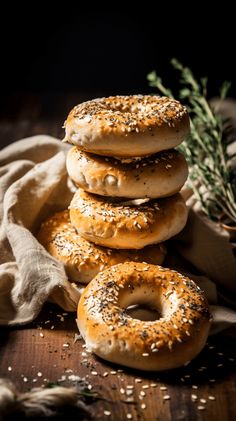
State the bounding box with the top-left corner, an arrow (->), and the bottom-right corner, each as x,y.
0,134 -> 236,332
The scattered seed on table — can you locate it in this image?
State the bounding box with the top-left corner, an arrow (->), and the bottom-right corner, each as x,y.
200,399 -> 207,404
163,395 -> 170,400
91,371 -> 98,376
208,395 -> 216,400
104,410 -> 111,416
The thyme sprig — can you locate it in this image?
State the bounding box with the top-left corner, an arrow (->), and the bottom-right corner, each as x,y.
147,59 -> 236,224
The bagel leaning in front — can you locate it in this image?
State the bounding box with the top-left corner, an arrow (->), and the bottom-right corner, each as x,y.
77,262 -> 212,371
69,189 -> 188,249
63,95 -> 190,157
66,147 -> 188,198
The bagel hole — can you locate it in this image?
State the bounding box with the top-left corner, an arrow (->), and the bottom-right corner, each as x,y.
126,304 -> 161,321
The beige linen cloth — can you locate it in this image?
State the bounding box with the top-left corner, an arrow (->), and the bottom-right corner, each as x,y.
0,134 -> 236,333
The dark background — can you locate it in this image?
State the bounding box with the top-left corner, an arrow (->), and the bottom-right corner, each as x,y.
1,5 -> 236,95
0,5 -> 235,146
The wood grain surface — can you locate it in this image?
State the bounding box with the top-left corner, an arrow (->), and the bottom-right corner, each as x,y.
0,94 -> 236,420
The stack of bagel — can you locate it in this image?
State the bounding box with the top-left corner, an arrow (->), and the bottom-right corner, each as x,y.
38,95 -> 190,285
38,97 -> 213,372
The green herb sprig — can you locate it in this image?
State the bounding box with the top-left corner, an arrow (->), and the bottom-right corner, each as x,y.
147,59 -> 236,224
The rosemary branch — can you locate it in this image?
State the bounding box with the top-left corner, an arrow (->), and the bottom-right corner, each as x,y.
147,59 -> 236,224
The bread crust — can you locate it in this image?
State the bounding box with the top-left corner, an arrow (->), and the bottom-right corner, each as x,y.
37,210 -> 166,283
69,189 -> 188,249
63,95 -> 190,157
77,262 -> 211,371
66,147 -> 188,198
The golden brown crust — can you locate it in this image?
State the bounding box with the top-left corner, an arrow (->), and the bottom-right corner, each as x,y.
66,147 -> 188,198
63,95 -> 190,157
69,189 -> 188,249
77,262 -> 212,371
37,210 -> 166,284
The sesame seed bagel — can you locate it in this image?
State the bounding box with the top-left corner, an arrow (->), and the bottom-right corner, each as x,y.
37,210 -> 166,284
63,95 -> 190,157
69,189 -> 188,249
66,147 -> 188,199
77,262 -> 211,371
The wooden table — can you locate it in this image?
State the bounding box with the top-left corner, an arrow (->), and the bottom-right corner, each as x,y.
0,94 -> 236,420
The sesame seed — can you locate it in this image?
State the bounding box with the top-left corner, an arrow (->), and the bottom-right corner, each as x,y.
200,399 -> 207,404
110,371 -> 117,375
163,395 -> 170,400
104,410 -> 111,416
191,394 -> 198,400
120,388 -> 125,394
192,385 -> 198,389
209,379 -> 216,383
142,385 -> 149,389
37,372 -> 42,377
103,372 -> 109,377
208,396 -> 216,400
8,366 -> 12,372
140,391 -> 146,397
127,385 -> 134,389
135,378 -> 142,383
160,386 -> 167,391
40,332 -> 44,338
23,377 -> 28,382
91,371 -> 98,376
126,390 -> 133,396
150,383 -> 157,388
141,403 -> 146,409
197,406 -> 205,411
63,343 -> 69,348
127,414 -> 132,419
142,353 -> 149,357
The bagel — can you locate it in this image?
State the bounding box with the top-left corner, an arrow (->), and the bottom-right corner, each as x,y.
37,210 -> 166,284
69,189 -> 188,249
63,95 -> 190,157
66,147 -> 188,199
77,262 -> 211,371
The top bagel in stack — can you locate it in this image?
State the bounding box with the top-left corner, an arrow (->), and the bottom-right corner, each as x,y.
63,95 -> 190,158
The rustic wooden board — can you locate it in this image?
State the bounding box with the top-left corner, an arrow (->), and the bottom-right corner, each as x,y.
0,303 -> 236,420
1,94 -> 236,420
